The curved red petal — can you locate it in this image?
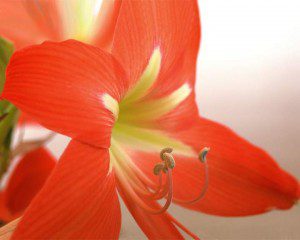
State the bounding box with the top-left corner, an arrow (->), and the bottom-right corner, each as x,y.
117,181 -> 184,239
112,0 -> 200,93
3,148 -> 55,219
2,40 -> 128,147
172,117 -> 299,216
0,0 -> 61,49
12,140 -> 121,239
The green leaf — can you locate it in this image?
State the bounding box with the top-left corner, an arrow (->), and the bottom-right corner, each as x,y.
0,104 -> 18,178
0,37 -> 16,178
0,36 -> 14,93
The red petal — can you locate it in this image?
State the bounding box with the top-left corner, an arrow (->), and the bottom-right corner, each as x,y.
0,1 -> 61,49
92,0 -> 122,50
112,0 -> 200,93
3,40 -> 128,148
0,193 -> 11,222
1,148 -> 55,222
12,139 -> 121,239
117,181 -> 184,239
17,112 -> 38,126
129,118 -> 299,216
156,93 -> 199,131
172,117 -> 299,216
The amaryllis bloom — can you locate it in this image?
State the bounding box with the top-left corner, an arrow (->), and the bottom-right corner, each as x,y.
1,1 -> 299,239
0,0 -> 120,49
0,147 -> 55,222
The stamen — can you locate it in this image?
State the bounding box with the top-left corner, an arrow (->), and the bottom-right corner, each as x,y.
146,171 -> 166,199
174,147 -> 210,205
151,169 -> 173,214
118,167 -> 174,215
111,140 -> 167,201
153,163 -> 164,176
112,140 -> 209,217
160,147 -> 173,160
199,147 -> 210,163
160,147 -> 175,173
114,146 -> 176,215
162,152 -> 175,170
135,171 -> 168,201
125,148 -> 177,212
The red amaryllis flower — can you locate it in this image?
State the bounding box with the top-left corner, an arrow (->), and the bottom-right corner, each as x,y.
0,0 -> 121,49
0,147 -> 55,222
1,1 -> 299,239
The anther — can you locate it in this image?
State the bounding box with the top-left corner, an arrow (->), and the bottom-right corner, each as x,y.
199,147 -> 210,163
160,147 -> 173,160
160,148 -> 175,171
131,146 -> 210,217
163,153 -> 175,169
152,148 -> 176,176
153,163 -> 164,175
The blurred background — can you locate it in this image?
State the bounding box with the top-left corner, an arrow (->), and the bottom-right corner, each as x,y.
23,0 -> 299,239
